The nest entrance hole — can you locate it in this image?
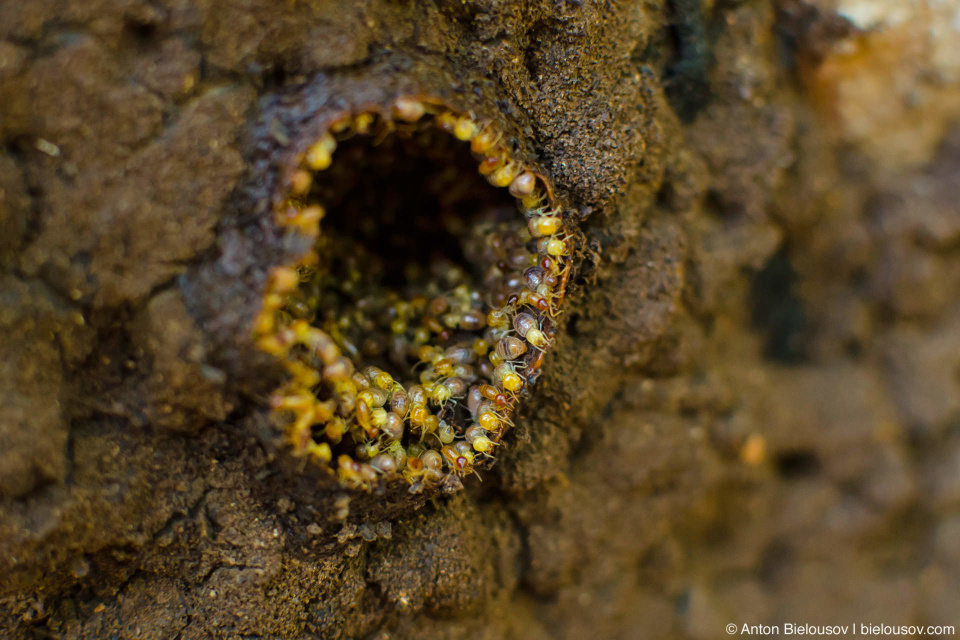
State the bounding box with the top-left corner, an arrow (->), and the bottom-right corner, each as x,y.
308,125 -> 518,292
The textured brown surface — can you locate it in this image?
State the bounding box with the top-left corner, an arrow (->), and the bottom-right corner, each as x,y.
1,0 -> 959,638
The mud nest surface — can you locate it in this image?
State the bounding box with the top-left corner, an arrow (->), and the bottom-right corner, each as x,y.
2,0 -> 960,639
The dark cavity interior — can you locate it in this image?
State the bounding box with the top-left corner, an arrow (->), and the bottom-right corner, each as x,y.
309,126 -> 518,290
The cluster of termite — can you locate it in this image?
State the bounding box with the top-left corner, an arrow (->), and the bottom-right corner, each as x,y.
253,96 -> 575,493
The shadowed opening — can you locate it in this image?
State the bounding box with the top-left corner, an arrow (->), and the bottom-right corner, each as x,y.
309,126 -> 519,292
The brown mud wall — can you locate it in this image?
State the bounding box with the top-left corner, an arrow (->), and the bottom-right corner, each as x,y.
2,0 -> 960,638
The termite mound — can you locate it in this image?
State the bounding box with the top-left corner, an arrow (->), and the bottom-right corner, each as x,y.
188,60 -> 581,521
